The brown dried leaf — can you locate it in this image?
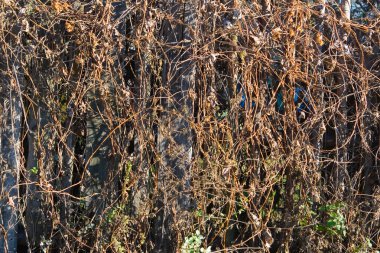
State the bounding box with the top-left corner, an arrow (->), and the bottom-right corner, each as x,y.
52,0 -> 71,13
272,27 -> 282,41
315,32 -> 324,46
65,21 -> 74,33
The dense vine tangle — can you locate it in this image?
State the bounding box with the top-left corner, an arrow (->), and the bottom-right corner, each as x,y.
0,0 -> 379,252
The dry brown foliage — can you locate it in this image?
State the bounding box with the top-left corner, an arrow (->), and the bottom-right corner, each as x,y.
0,0 -> 379,252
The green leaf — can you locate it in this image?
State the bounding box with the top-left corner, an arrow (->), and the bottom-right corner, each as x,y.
30,167 -> 38,175
316,225 -> 326,231
195,209 -> 203,218
326,220 -> 337,228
